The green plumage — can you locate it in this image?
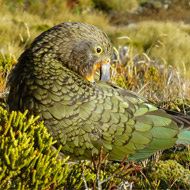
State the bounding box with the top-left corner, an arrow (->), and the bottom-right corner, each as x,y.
7,22 -> 190,161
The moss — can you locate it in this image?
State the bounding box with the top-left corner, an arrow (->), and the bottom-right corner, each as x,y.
161,146 -> 190,168
157,98 -> 190,114
149,160 -> 190,189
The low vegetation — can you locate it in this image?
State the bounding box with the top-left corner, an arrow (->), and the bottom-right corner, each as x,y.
1,106 -> 190,189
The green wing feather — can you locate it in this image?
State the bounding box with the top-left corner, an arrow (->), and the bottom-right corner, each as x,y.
9,60 -> 181,161
176,131 -> 190,144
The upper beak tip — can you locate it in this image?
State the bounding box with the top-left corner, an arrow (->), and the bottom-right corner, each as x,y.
100,64 -> 110,82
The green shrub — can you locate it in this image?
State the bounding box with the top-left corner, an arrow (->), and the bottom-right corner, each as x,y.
0,107 -> 71,189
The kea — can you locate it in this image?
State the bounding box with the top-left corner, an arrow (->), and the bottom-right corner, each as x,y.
7,22 -> 190,161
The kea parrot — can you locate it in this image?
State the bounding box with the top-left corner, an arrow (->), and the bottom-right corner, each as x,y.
7,22 -> 190,161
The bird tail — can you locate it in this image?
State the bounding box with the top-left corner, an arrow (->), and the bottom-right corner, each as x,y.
176,131 -> 190,144
163,109 -> 190,144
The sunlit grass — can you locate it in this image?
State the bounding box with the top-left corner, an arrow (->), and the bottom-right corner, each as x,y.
111,45 -> 190,106
0,0 -> 110,59
1,1 -> 190,78
109,21 -> 190,77
92,0 -> 139,12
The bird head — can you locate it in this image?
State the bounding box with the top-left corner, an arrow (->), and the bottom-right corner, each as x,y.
68,36 -> 112,83
31,22 -> 113,83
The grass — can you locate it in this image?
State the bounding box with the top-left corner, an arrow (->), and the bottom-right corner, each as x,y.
110,45 -> 190,103
0,0 -> 110,58
1,1 -> 190,76
92,0 -> 140,12
109,21 -> 190,77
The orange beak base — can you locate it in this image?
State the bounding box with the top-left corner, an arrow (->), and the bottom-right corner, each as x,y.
85,59 -> 110,82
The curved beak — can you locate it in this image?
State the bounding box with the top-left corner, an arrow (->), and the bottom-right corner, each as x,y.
85,58 -> 111,83
100,64 -> 110,82
100,58 -> 111,82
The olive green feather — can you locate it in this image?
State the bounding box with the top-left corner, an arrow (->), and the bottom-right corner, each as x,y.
7,22 -> 190,161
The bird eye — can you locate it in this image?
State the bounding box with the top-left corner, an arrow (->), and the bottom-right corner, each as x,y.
95,47 -> 103,54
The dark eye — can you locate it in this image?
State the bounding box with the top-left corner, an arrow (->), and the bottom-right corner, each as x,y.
95,47 -> 103,54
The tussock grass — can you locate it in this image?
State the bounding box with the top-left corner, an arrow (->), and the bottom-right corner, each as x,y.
92,0 -> 139,12
1,1 -> 190,78
109,21 -> 190,77
110,44 -> 190,116
0,0 -> 110,59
